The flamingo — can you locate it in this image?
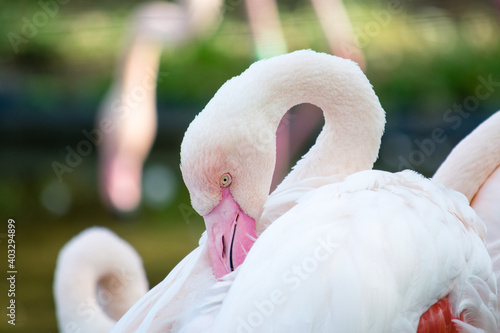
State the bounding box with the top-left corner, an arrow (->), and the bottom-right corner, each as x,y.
98,0 -> 364,212
433,110 -> 500,316
53,227 -> 148,333
108,49 -> 382,331
56,45 -> 368,331
97,0 -> 222,213
178,171 -> 498,332
110,50 -> 497,331
244,0 -> 365,190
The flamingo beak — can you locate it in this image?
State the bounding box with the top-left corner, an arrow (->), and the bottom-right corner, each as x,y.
203,187 -> 257,279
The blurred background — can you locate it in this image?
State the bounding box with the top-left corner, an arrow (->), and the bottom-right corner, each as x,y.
0,0 -> 499,331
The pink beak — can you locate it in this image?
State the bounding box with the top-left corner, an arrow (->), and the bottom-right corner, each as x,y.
203,187 -> 257,279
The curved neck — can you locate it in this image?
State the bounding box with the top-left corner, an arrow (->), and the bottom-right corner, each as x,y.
243,51 -> 385,190
433,111 -> 500,202
54,228 -> 148,332
181,50 -> 385,226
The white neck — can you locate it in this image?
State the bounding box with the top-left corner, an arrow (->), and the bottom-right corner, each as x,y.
182,50 -> 385,220
54,227 -> 148,333
433,111 -> 500,202
220,50 -> 385,188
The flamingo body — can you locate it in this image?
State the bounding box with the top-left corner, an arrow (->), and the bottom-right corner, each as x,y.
109,235 -> 214,332
178,170 -> 498,332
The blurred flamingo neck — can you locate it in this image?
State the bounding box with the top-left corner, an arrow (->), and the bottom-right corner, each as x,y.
433,111 -> 500,202
245,51 -> 386,189
120,38 -> 162,94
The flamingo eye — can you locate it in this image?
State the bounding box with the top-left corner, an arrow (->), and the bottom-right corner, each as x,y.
220,173 -> 232,187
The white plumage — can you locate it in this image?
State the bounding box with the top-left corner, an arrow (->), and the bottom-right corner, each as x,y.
178,170 -> 498,332
112,49 -> 385,331
58,50 -> 499,332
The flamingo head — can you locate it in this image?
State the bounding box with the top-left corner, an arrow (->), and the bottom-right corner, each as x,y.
180,97 -> 276,279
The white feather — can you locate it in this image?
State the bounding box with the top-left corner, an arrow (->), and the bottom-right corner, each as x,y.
177,171 -> 497,332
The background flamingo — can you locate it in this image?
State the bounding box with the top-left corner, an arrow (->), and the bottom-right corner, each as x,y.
98,0 -> 363,213
54,227 -> 148,333
97,1 -> 222,213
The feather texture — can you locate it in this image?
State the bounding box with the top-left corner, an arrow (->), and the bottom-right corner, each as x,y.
178,171 -> 497,332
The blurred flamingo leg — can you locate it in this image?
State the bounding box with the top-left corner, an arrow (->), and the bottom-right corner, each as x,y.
311,0 -> 365,69
245,0 -> 287,59
98,39 -> 162,213
98,1 -> 223,213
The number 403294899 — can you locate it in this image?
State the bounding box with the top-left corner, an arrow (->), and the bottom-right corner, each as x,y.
7,219 -> 15,267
